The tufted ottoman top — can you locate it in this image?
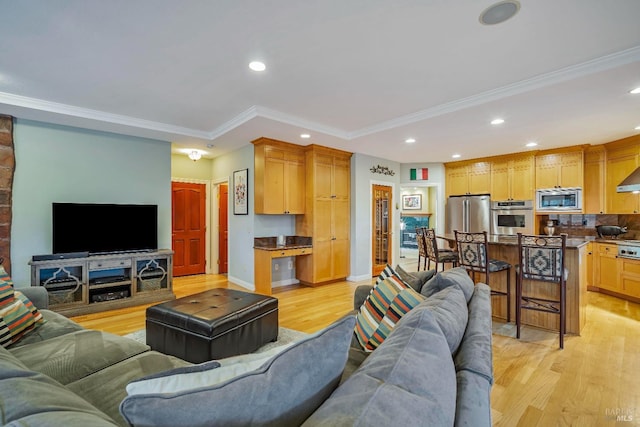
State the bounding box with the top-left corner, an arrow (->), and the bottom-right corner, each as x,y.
146,289 -> 278,337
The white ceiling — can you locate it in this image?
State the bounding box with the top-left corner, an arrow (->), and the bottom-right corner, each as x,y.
1,0 -> 640,163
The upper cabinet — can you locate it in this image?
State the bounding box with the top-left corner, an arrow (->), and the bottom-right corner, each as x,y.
253,137 -> 305,214
535,150 -> 583,189
295,145 -> 352,285
490,154 -> 534,201
606,139 -> 640,214
583,146 -> 606,214
445,161 -> 491,196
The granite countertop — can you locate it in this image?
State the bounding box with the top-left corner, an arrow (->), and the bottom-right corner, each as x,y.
254,236 -> 312,251
437,234 -> 590,249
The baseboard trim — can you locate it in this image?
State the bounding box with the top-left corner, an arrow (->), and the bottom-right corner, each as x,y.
347,273 -> 371,282
227,275 -> 254,291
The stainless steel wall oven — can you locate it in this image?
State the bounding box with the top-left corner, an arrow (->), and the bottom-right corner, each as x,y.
491,200 -> 534,236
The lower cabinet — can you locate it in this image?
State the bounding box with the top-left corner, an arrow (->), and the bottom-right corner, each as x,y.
29,250 -> 174,316
593,243 -> 620,293
620,257 -> 640,298
592,243 -> 640,301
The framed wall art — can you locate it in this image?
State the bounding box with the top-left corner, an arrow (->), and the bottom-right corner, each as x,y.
402,194 -> 422,210
233,169 -> 248,215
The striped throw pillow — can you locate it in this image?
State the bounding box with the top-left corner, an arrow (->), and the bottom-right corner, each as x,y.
0,279 -> 14,309
355,265 -> 424,352
0,298 -> 38,348
0,266 -> 13,287
14,291 -> 45,325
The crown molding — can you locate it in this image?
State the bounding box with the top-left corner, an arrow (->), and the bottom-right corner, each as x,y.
2,46 -> 639,144
253,106 -> 347,139
349,45 -> 640,139
0,91 -> 211,139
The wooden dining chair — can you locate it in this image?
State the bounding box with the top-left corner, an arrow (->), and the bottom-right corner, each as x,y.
454,230 -> 512,322
516,233 -> 568,349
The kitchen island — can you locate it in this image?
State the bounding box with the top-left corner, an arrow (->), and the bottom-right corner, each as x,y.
438,234 -> 589,335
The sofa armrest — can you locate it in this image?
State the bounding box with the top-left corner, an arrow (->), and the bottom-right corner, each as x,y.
353,285 -> 372,311
18,286 -> 49,309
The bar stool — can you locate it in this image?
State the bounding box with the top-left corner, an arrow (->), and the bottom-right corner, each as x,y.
516,233 -> 568,349
423,228 -> 458,272
454,230 -> 512,322
415,227 -> 429,271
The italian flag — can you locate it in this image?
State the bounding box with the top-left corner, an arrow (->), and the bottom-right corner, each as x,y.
410,168 -> 428,180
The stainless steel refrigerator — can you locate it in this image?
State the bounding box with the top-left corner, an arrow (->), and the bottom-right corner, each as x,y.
445,194 -> 491,234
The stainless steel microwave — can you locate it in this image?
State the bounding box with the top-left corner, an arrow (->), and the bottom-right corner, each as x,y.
536,187 -> 582,212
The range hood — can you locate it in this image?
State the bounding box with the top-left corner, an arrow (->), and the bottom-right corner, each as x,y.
617,167 -> 640,193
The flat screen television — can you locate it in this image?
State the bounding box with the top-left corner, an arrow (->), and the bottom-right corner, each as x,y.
52,203 -> 158,255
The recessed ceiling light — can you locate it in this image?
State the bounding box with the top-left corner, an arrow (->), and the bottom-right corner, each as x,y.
630,87 -> 640,94
635,125 -> 640,130
300,133 -> 310,139
525,142 -> 538,147
452,154 -> 461,159
479,1 -> 521,26
249,61 -> 266,71
405,138 -> 416,143
491,118 -> 505,125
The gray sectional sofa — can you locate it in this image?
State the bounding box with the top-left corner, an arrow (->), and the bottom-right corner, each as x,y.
0,266 -> 492,426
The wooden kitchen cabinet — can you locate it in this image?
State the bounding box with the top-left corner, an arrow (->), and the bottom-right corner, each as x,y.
593,243 -> 620,293
535,150 -> 583,189
606,140 -> 639,214
296,145 -> 352,285
490,154 -> 534,201
445,161 -> 491,196
585,241 -> 593,289
253,137 -> 305,214
583,146 -> 606,214
620,257 -> 640,299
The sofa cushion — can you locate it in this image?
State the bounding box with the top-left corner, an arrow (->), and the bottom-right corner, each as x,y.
0,345 -> 118,426
421,266 -> 475,302
120,315 -> 356,427
395,265 -> 436,292
67,351 -> 192,427
454,283 -> 493,382
9,329 -> 150,385
303,302 -> 457,427
125,342 -> 294,395
354,265 -> 415,351
419,284 -> 469,354
8,309 -> 85,348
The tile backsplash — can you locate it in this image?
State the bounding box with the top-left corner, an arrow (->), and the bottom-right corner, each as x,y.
540,214 -> 640,240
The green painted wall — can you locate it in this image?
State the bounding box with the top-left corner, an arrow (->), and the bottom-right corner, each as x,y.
11,119 -> 171,286
171,154 -> 213,180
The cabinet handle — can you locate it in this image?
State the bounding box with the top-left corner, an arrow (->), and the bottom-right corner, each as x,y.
281,252 -> 286,256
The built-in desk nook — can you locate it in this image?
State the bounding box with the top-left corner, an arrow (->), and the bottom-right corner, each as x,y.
253,236 -> 312,295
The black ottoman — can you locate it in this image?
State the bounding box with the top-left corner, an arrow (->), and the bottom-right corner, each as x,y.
146,288 -> 278,363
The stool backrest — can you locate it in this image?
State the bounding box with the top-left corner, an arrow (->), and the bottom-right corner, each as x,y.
517,233 -> 567,283
423,228 -> 442,262
415,227 -> 427,258
454,230 -> 489,273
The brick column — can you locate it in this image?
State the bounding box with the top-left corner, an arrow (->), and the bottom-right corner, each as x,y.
0,115 -> 14,275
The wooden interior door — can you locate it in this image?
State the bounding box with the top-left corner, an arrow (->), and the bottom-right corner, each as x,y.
372,184 -> 392,276
218,183 -> 228,274
172,182 -> 206,277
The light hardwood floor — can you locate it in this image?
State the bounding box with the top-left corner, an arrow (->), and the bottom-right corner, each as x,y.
71,257 -> 640,426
